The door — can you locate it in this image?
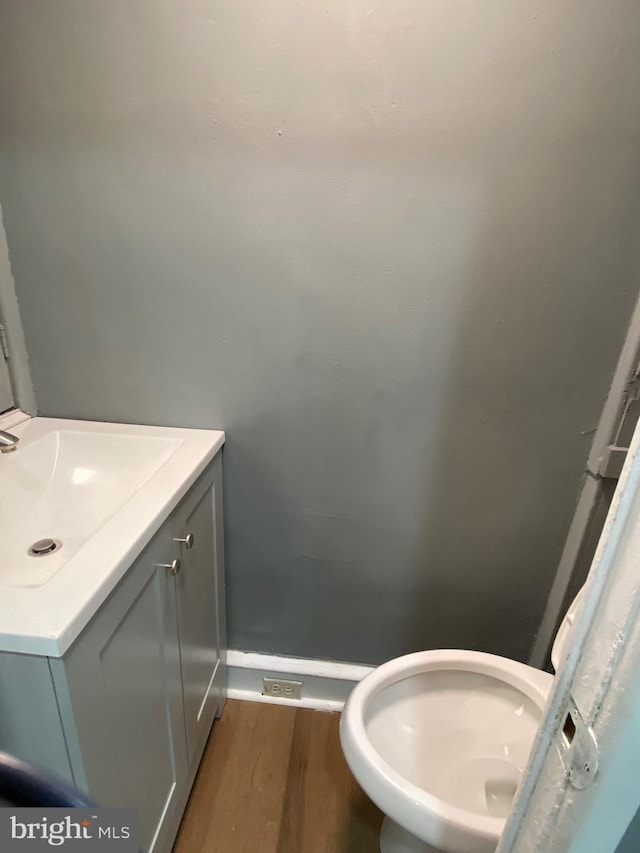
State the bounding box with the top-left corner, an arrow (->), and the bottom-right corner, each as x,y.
0,321 -> 13,412
172,461 -> 224,766
499,414 -> 640,852
52,521 -> 188,853
530,292 -> 640,669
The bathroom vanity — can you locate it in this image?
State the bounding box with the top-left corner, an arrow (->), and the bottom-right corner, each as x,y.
0,415 -> 226,853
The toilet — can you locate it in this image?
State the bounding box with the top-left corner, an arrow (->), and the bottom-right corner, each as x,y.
339,590 -> 584,853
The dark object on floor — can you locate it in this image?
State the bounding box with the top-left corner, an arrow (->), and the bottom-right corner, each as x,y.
0,751 -> 95,807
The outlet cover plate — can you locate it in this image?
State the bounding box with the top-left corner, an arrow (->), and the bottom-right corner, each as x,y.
263,677 -> 303,700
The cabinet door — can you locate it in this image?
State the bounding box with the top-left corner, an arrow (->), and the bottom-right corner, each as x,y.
51,522 -> 187,853
172,458 -> 225,766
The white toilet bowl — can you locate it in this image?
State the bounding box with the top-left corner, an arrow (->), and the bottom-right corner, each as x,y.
340,649 -> 552,853
340,590 -> 585,853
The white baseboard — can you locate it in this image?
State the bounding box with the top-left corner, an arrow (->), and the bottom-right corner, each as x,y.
226,650 -> 374,712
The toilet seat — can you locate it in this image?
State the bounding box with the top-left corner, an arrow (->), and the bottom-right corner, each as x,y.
340,649 -> 553,853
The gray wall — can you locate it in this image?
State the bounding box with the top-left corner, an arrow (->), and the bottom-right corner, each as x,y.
0,1 -> 638,664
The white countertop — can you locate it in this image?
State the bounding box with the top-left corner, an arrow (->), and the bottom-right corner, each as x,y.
0,415 -> 224,657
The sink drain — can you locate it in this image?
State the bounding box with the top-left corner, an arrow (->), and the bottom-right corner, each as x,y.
28,538 -> 62,557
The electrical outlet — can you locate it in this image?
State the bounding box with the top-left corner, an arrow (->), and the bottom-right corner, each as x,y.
262,677 -> 303,700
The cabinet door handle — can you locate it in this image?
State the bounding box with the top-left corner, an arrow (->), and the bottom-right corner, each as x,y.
173,533 -> 195,549
158,558 -> 181,576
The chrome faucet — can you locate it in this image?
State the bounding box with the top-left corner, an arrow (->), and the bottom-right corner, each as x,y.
0,429 -> 19,453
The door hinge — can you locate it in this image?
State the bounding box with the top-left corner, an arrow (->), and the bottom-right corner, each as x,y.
594,367 -> 640,479
557,697 -> 599,790
0,325 -> 8,360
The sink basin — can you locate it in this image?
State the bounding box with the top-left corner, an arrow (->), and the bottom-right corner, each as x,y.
0,415 -> 224,656
0,429 -> 182,588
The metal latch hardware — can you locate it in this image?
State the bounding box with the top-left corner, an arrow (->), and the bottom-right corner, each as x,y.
557,698 -> 599,790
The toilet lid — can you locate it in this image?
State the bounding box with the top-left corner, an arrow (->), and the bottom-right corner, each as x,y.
550,586 -> 586,672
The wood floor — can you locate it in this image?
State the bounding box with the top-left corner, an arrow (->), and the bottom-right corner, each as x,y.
173,700 -> 383,853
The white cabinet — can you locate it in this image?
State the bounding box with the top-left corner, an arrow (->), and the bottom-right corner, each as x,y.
171,467 -> 226,766
50,519 -> 187,853
0,452 -> 226,853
